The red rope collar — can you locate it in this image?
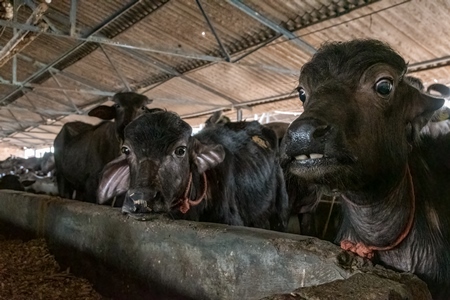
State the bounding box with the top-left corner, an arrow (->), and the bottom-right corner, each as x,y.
175,172 -> 208,214
340,165 -> 416,259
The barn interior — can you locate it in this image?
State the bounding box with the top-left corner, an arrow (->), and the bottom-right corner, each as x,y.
0,0 -> 449,299
0,0 -> 449,154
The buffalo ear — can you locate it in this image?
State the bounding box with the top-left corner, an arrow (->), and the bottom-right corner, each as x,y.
205,111 -> 230,127
427,83 -> 450,98
88,105 -> 116,120
406,83 -> 445,128
97,155 -> 130,204
193,139 -> 225,174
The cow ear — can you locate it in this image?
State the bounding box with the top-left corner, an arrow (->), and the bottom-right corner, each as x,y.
407,84 -> 446,126
427,83 -> 450,98
205,111 -> 230,126
97,155 -> 130,204
193,139 -> 225,174
88,105 -> 116,120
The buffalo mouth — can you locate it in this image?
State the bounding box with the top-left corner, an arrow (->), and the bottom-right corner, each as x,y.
289,152 -> 337,168
121,201 -> 168,221
284,150 -> 355,179
121,191 -> 171,220
121,198 -> 153,220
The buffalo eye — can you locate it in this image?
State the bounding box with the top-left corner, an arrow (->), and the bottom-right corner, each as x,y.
174,146 -> 187,157
121,146 -> 130,155
375,79 -> 393,97
141,106 -> 146,111
297,87 -> 307,103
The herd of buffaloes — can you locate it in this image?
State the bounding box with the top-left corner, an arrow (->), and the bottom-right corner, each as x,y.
1,39 -> 449,299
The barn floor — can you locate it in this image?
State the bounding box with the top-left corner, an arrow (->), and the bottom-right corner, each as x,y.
0,235 -> 105,300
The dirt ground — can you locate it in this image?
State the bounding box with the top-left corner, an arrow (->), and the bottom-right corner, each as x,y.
0,235 -> 107,300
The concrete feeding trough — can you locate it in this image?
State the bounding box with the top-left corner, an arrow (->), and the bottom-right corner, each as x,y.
0,190 -> 431,300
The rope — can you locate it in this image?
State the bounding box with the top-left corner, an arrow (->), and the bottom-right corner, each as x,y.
340,165 -> 416,259
177,172 -> 208,214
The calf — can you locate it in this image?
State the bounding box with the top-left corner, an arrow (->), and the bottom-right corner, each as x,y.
54,92 -> 154,203
281,39 -> 450,299
97,111 -> 289,231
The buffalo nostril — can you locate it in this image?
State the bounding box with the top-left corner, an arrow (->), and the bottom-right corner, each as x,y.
313,125 -> 331,139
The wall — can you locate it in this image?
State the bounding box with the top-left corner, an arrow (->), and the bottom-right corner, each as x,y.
0,145 -> 24,160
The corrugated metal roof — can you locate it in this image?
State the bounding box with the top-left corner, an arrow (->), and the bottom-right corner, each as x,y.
0,0 -> 449,150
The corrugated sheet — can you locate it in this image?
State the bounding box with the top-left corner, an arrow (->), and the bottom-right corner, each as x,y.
0,0 -> 449,149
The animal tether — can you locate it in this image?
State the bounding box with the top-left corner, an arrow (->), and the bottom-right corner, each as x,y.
177,172 -> 208,214
340,165 -> 416,259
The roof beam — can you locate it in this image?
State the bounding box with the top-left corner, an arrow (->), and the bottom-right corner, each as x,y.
14,51 -> 111,92
0,78 -> 115,97
70,0 -> 78,37
24,0 -> 64,34
99,44 -> 132,91
4,136 -> 53,144
0,19 -> 223,62
0,2 -> 49,68
23,93 -> 47,122
408,55 -> 450,73
30,91 -> 78,111
113,47 -> 240,104
182,92 -> 298,119
0,0 -> 149,106
225,0 -> 316,56
49,71 -> 83,114
196,0 -> 231,62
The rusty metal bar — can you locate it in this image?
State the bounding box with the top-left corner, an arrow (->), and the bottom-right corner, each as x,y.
70,0 -> 78,37
0,2 -> 49,68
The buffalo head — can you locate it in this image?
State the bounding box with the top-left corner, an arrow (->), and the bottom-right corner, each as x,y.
88,92 -> 153,142
97,111 -> 225,217
281,39 -> 446,195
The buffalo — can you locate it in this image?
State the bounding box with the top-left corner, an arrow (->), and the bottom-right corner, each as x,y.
0,174 -> 25,191
54,92 -> 155,203
97,111 -> 289,231
281,39 -> 450,299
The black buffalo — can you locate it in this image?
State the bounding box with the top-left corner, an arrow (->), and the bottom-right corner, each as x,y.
54,92 -> 154,203
98,111 -> 289,231
281,39 -> 450,299
0,174 -> 25,191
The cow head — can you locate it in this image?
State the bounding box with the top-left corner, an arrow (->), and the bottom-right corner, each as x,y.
88,92 -> 153,142
97,111 -> 225,217
281,39 -> 446,194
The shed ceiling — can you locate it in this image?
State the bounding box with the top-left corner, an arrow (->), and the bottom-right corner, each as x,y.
0,0 -> 449,149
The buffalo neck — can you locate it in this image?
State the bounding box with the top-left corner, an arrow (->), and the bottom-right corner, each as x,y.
338,166 -> 414,248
